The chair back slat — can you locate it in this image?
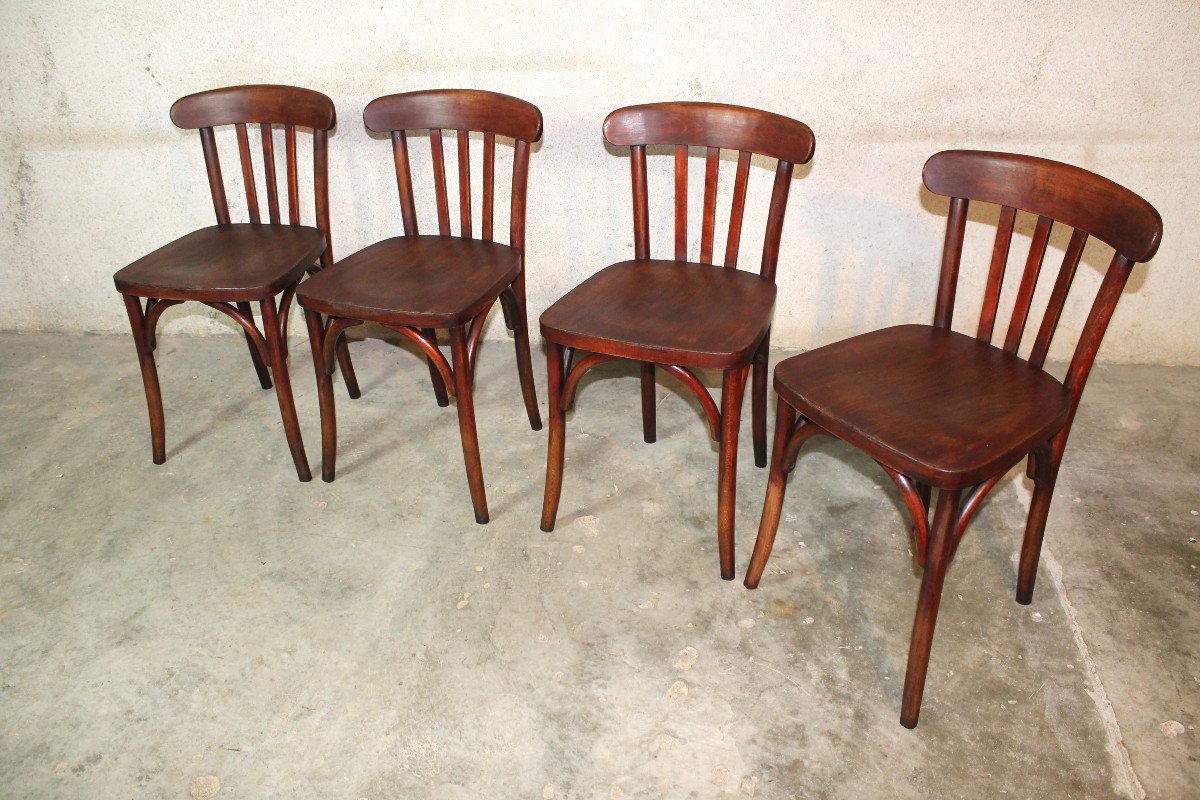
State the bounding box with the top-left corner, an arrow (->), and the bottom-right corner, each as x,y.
198,127 -> 231,225
363,90 -> 542,249
933,197 -> 969,329
391,131 -> 420,236
1028,228 -> 1088,368
260,123 -> 281,224
631,145 -> 650,260
234,123 -> 261,224
673,145 -> 688,260
457,130 -> 472,238
511,139 -> 532,252
699,147 -> 720,264
284,124 -> 300,225
976,205 -> 1016,342
1002,215 -> 1053,353
723,150 -> 752,268
429,130 -> 451,236
313,128 -> 332,265
759,160 -> 794,283
603,102 -> 813,282
482,132 -> 496,242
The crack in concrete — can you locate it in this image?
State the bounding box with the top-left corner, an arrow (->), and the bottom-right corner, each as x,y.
1044,544 -> 1146,800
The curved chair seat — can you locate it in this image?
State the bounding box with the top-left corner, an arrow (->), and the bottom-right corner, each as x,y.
540,259 -> 777,369
774,324 -> 1071,488
114,224 -> 325,302
297,235 -> 520,327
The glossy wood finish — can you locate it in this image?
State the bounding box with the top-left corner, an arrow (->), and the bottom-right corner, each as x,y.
113,85 -> 358,480
745,150 -> 1162,727
298,89 -> 543,522
539,102 -> 814,579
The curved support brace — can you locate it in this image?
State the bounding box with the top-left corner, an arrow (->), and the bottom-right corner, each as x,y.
658,364 -> 722,441
381,323 -> 457,397
321,317 -> 364,372
560,353 -> 619,411
563,347 -> 576,385
783,418 -> 829,472
143,299 -> 183,351
202,301 -> 269,363
880,466 -> 932,568
466,298 -> 497,372
498,287 -> 518,332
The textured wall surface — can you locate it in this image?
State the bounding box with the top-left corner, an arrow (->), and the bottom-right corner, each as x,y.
2,1 -> 1197,363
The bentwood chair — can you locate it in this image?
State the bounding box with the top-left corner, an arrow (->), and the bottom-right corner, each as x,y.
298,90 -> 542,523
539,102 -> 815,578
744,150 -> 1163,727
114,85 -> 358,481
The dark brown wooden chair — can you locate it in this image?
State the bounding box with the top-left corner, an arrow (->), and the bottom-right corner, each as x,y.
297,89 -> 542,523
744,150 -> 1163,727
113,85 -> 359,481
539,102 -> 815,578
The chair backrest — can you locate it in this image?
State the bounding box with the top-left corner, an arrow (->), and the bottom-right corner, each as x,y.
602,102 -> 815,282
363,89 -> 543,253
923,150 -> 1162,407
171,84 -> 337,263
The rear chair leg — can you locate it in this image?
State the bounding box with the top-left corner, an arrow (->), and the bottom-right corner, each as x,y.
421,328 -> 450,407
305,310 -> 338,482
1016,462 -> 1060,604
752,334 -> 770,467
261,295 -> 311,482
505,277 -> 542,430
237,301 -> 273,389
640,362 -> 656,443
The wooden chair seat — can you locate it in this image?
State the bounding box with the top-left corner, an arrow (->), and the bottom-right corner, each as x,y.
541,259 -> 777,369
297,235 -> 520,327
115,224 -> 325,301
774,324 -> 1072,488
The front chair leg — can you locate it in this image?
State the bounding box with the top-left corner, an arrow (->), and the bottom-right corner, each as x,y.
640,362 -> 656,443
304,310 -> 338,482
540,341 -> 567,532
1016,461 -> 1061,604
752,333 -> 770,468
260,294 -> 311,482
237,301 -> 273,389
122,294 -> 167,464
744,398 -> 798,588
716,365 -> 749,580
450,326 -> 489,523
900,486 -> 962,728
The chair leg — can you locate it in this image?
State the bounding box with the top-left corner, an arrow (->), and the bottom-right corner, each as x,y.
716,365 -> 749,580
1016,463 -> 1060,605
334,335 -> 361,399
752,334 -> 770,468
540,341 -> 566,532
260,294 -> 311,482
744,399 -> 797,588
450,326 -> 488,523
421,328 -> 450,407
122,294 -> 168,465
304,310 -> 338,482
237,301 -> 273,390
640,362 -> 656,443
507,276 -> 543,431
900,486 -> 962,728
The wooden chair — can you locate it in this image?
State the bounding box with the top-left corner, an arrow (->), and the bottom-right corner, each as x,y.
539,102 -> 815,579
744,150 -> 1163,727
297,89 -> 542,523
113,85 -> 359,481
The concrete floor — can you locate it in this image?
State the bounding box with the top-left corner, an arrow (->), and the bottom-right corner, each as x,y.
0,329 -> 1196,799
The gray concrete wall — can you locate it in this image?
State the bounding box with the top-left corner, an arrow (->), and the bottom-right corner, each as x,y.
3,1 -> 1197,363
